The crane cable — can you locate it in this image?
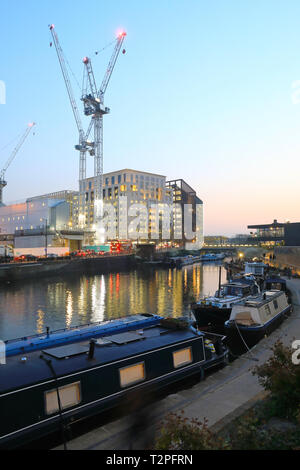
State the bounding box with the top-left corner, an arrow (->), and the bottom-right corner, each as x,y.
49,30 -> 81,93
94,37 -> 118,56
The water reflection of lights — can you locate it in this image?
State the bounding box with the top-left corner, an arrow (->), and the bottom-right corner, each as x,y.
91,275 -> 106,323
78,282 -> 87,317
0,265 -> 225,340
168,269 -> 172,288
66,290 -> 73,328
36,309 -> 45,334
184,268 -> 188,291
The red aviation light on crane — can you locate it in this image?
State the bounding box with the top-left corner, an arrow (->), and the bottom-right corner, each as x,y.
49,24 -> 55,30
117,31 -> 127,39
28,122 -> 35,128
83,57 -> 90,64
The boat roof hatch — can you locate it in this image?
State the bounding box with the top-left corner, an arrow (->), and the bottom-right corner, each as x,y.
104,331 -> 145,345
42,344 -> 90,359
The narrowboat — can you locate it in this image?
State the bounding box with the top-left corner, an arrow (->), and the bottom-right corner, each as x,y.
191,276 -> 260,334
224,290 -> 291,355
162,255 -> 201,268
0,316 -> 228,449
180,255 -> 202,266
199,253 -> 225,262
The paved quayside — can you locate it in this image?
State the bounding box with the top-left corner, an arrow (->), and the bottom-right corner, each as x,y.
55,278 -> 300,450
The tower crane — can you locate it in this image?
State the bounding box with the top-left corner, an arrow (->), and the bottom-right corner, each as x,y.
0,122 -> 36,206
50,24 -> 126,242
81,31 -> 126,242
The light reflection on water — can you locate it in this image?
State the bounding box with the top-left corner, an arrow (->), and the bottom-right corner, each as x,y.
0,263 -> 227,341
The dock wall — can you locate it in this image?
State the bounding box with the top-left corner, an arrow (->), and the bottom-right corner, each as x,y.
0,255 -> 137,282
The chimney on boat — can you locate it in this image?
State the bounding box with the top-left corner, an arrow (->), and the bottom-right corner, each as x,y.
88,339 -> 96,360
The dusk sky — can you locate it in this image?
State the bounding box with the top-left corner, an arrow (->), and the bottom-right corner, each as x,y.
1,0 -> 300,235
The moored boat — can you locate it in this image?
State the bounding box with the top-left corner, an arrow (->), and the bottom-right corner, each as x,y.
200,253 -> 226,262
0,316 -> 228,449
224,290 -> 291,355
162,255 -> 202,268
191,276 -> 260,334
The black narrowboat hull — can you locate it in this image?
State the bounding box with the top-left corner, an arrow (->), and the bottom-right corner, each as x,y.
191,304 -> 231,334
224,306 -> 291,356
0,328 -> 228,450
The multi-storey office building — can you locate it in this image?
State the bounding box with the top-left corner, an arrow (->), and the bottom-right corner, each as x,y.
0,191 -> 76,235
166,179 -> 203,248
76,169 -> 173,242
0,191 -> 82,253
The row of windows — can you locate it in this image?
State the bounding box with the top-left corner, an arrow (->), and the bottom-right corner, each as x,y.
45,347 -> 193,415
103,174 -> 165,187
1,216 -> 25,222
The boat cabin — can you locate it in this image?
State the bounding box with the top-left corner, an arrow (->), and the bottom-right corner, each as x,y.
227,291 -> 289,327
217,281 -> 255,299
264,277 -> 287,292
0,319 -> 227,449
244,262 -> 267,277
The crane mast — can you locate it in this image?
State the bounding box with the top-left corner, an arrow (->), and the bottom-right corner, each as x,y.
82,32 -> 126,242
0,122 -> 36,206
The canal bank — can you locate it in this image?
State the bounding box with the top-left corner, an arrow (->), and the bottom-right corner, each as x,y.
272,246 -> 300,272
54,278 -> 300,450
0,254 -> 136,282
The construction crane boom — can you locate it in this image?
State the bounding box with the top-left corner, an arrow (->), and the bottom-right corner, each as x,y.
99,32 -> 126,98
49,25 -> 84,138
0,122 -> 36,205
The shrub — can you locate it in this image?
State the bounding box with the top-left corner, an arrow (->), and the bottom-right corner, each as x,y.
252,340 -> 300,420
154,411 -> 228,450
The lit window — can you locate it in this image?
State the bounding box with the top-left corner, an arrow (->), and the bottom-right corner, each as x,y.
45,382 -> 81,415
119,362 -> 145,388
173,347 -> 193,368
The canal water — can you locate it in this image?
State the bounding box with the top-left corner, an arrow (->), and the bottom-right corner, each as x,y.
0,263 -> 227,341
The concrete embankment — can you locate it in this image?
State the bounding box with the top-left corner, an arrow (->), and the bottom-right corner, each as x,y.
273,247 -> 300,272
54,278 -> 300,450
0,255 -> 137,282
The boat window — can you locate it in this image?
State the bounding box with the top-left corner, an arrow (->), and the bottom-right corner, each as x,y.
119,362 -> 145,388
173,347 -> 193,368
45,382 -> 81,415
265,304 -> 272,316
273,300 -> 279,310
